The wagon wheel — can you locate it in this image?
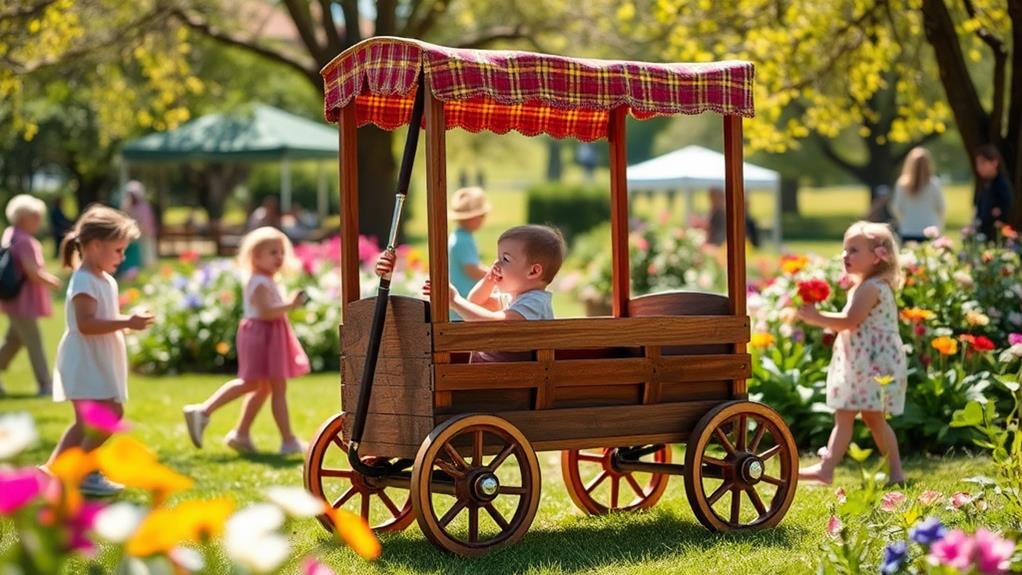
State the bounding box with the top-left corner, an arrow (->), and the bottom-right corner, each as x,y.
303,413 -> 414,533
561,445 -> 671,514
411,414 -> 541,556
683,401 -> 798,532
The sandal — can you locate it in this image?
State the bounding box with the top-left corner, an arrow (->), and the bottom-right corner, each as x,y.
224,431 -> 256,454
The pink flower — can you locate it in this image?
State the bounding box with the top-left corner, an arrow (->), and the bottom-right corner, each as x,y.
881,491 -> 906,512
973,528 -> 1016,574
924,226 -> 940,239
834,487 -> 846,504
357,235 -> 381,264
66,501 -> 104,555
917,490 -> 942,507
950,492 -> 973,509
75,401 -> 129,434
930,529 -> 976,570
838,273 -> 854,289
933,237 -> 954,250
1009,333 -> 1022,346
0,468 -> 48,514
633,236 -> 650,252
826,515 -> 842,537
302,557 -> 337,575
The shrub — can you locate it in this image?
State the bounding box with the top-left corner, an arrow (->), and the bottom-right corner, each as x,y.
525,181 -> 610,243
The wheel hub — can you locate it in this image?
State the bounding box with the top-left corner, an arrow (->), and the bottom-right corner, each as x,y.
471,472 -> 500,502
739,456 -> 764,484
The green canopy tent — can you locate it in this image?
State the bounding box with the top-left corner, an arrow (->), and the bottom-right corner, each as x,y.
119,104 -> 339,217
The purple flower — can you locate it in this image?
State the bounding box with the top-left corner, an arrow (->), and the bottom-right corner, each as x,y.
184,293 -> 203,310
881,540 -> 908,574
910,517 -> 947,546
172,276 -> 189,290
1009,333 -> 1022,346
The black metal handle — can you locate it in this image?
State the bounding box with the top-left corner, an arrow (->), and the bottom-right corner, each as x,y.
348,77 -> 427,477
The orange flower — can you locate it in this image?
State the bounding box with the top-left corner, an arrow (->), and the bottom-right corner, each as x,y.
931,336 -> 958,356
750,332 -> 775,349
780,255 -> 808,275
1002,225 -> 1018,240
900,307 -> 936,323
326,507 -> 381,560
96,436 -> 193,504
216,341 -> 231,355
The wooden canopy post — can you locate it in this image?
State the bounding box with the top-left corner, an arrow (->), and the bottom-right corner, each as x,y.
339,103 -> 360,310
425,86 -> 450,322
723,115 -> 747,396
608,107 -> 630,318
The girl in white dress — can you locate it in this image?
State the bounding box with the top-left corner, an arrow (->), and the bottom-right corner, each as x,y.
47,206 -> 155,496
796,221 -> 907,485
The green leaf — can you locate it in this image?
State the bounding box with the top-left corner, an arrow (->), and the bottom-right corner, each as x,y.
848,442 -> 872,463
951,401 -> 984,428
994,375 -> 1020,392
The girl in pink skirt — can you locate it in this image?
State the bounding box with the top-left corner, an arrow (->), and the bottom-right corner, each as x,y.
183,226 -> 310,455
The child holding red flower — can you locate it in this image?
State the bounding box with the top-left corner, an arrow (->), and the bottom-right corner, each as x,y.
797,221 -> 907,485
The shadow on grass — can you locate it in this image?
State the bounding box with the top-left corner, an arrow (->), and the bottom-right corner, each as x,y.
321,511 -> 808,575
187,451 -> 306,469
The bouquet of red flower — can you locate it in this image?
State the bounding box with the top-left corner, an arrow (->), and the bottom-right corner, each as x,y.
796,278 -> 831,304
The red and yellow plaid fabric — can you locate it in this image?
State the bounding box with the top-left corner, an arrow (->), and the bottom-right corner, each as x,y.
322,37 -> 754,141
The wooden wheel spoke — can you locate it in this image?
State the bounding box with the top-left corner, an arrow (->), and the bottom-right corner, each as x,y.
438,499 -> 467,528
585,471 -> 609,494
713,428 -> 737,455
435,458 -> 465,479
729,487 -> 741,525
472,430 -> 484,467
624,473 -> 645,499
484,503 -> 510,530
468,505 -> 479,543
331,436 -> 347,451
320,468 -> 353,478
378,490 -> 402,517
706,481 -> 732,506
443,443 -> 469,471
703,455 -> 728,467
488,444 -> 516,472
577,452 -> 605,463
761,474 -> 786,487
498,485 -> 527,496
610,476 -> 620,508
749,422 -> 767,453
758,444 -> 782,461
332,487 -> 357,509
736,416 -> 748,451
745,486 -> 767,518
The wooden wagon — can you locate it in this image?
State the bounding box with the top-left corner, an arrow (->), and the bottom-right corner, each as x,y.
303,37 -> 798,557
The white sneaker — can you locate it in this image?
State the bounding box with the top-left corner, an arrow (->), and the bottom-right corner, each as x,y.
279,438 -> 307,456
183,405 -> 209,448
80,471 -> 123,497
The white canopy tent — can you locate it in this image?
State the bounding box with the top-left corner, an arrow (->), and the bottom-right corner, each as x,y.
626,145 -> 782,245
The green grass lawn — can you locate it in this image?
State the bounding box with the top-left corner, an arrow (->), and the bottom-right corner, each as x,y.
0,302 -> 1011,574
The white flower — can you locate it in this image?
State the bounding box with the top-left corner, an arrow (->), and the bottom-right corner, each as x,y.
94,502 -> 144,543
902,344 -> 914,355
1009,312 -> 1022,326
265,486 -> 325,518
952,270 -> 974,288
168,547 -> 204,572
1000,344 -> 1022,362
779,323 -> 793,338
934,327 -> 953,337
0,412 -> 37,460
225,504 -> 289,573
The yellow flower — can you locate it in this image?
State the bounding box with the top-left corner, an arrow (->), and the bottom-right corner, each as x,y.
126,498 -> 235,557
750,332 -> 775,348
123,288 -> 141,305
873,375 -> 894,386
48,447 -> 98,515
780,255 -> 808,275
175,497 -> 235,542
965,310 -> 990,327
96,436 -> 193,503
931,336 -> 959,356
327,507 -> 381,560
900,307 -> 936,323
127,507 -> 182,557
216,341 -> 231,355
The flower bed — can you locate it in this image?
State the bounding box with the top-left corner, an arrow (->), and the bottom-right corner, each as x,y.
127,236 -> 428,375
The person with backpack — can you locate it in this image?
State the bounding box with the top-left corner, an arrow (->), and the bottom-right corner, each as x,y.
0,195 -> 60,397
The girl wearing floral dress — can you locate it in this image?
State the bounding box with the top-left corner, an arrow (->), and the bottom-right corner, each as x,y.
797,221 -> 907,485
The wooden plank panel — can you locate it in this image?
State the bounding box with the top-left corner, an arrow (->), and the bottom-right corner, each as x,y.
723,114 -> 748,399
547,358 -> 649,387
435,362 -> 542,391
656,354 -> 751,382
658,381 -> 731,403
436,400 -> 719,446
438,389 -> 533,415
532,432 -> 687,452
434,316 -> 749,352
351,441 -> 420,460
343,413 -> 434,448
552,384 -> 642,409
424,87 -> 450,321
340,296 -> 431,358
535,349 -> 555,409
608,107 -> 630,318
339,105 -> 360,307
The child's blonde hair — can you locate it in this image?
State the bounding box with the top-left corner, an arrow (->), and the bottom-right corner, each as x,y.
61,205 -> 140,269
236,226 -> 297,278
5,194 -> 46,225
499,224 -> 566,283
844,220 -> 901,289
896,147 -> 934,196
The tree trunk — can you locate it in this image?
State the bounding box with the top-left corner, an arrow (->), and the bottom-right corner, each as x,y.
356,125 -> 399,245
546,138 -> 563,182
779,176 -> 800,214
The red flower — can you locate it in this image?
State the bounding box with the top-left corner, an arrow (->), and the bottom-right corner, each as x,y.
797,278 -> 831,304
960,334 -> 995,352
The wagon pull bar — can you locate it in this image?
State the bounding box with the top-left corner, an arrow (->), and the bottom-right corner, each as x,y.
348,75 -> 427,478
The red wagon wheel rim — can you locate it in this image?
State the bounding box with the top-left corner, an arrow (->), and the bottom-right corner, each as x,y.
411,415 -> 541,557
304,413 -> 414,533
684,402 -> 798,532
561,446 -> 671,514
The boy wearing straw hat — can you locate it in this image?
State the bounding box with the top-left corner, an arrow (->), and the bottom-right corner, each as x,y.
448,187 -> 491,313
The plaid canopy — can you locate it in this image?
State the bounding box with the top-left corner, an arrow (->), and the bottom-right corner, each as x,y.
322,37 -> 754,142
